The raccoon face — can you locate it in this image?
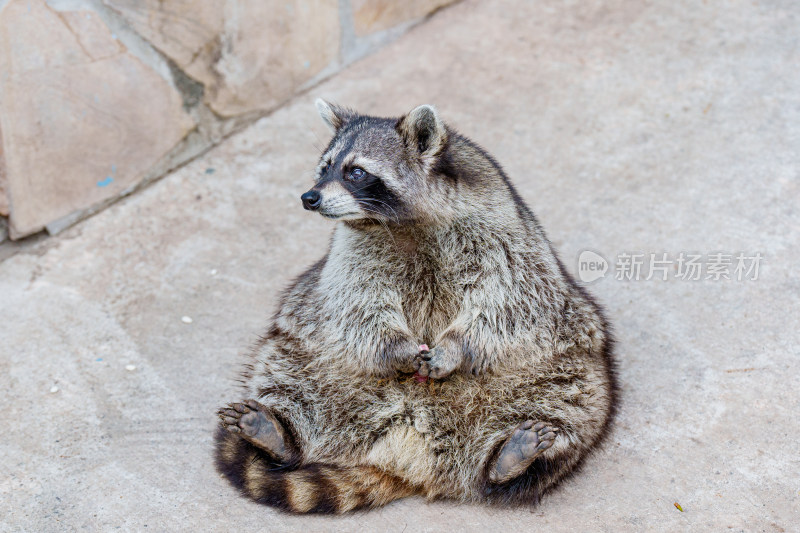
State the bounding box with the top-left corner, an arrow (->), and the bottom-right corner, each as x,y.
301,99 -> 450,225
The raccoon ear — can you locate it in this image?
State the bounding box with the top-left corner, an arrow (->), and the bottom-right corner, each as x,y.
315,98 -> 350,132
397,105 -> 447,156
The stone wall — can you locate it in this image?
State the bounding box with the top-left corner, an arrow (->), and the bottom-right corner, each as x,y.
0,0 -> 455,241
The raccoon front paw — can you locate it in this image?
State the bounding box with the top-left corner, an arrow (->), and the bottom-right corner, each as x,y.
218,400 -> 292,463
384,336 -> 423,375
414,343 -> 462,380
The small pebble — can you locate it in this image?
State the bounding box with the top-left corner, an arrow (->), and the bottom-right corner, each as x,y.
125,364 -> 136,371
210,269 -> 218,276
181,316 -> 193,324
50,386 -> 59,393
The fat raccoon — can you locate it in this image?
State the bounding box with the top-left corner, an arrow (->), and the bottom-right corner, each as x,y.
215,100 -> 617,513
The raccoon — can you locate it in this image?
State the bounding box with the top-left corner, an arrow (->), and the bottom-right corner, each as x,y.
215,100 -> 617,513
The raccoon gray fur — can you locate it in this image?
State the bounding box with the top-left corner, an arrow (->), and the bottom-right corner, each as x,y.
215,100 -> 617,513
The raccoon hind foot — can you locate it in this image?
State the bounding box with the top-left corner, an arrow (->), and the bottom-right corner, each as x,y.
489,420 -> 559,484
218,399 -> 291,463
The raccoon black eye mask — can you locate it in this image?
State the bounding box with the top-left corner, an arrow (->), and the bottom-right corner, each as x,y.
215,100 -> 617,513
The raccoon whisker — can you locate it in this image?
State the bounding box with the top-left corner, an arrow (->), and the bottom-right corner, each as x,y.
357,205 -> 398,246
367,203 -> 401,226
379,219 -> 398,247
359,197 -> 401,224
322,212 -> 360,219
357,204 -> 391,222
361,204 -> 400,227
357,204 -> 399,230
310,130 -> 326,153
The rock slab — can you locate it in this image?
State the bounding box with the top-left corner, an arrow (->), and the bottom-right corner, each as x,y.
0,0 -> 194,238
105,0 -> 341,117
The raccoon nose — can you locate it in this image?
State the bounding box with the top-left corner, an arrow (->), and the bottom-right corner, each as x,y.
301,190 -> 322,211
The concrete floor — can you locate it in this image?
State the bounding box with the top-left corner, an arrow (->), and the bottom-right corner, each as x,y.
2,0 -> 799,531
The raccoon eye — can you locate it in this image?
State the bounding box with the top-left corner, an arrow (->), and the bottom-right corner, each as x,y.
348,167 -> 366,181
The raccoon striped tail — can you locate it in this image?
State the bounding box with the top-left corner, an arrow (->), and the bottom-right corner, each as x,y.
215,427 -> 417,513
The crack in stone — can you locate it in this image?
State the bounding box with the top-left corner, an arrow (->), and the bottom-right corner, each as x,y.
45,3 -> 124,63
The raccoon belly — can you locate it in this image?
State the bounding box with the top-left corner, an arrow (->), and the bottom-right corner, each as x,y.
397,353 -> 616,503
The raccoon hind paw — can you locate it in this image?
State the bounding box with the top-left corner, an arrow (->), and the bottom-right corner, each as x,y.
489,420 -> 559,484
218,399 -> 292,463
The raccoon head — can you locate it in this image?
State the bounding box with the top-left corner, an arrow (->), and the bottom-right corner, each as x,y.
301,99 -> 459,227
